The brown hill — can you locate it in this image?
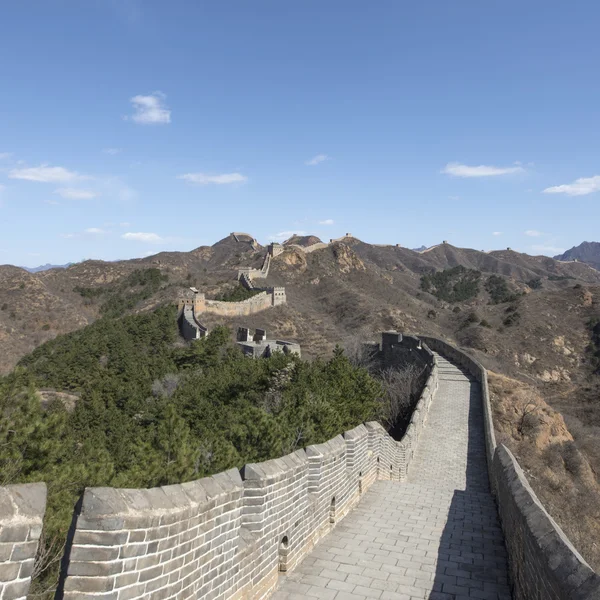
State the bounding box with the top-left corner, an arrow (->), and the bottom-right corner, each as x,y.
283,234 -> 323,247
1,235 -> 599,377
4,234 -> 599,571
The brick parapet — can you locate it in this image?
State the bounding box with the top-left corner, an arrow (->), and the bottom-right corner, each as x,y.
13,333 -> 597,599
56,389 -> 432,600
418,335 -> 600,600
0,482 -> 47,600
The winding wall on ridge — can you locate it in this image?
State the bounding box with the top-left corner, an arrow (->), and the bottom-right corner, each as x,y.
420,336 -> 600,600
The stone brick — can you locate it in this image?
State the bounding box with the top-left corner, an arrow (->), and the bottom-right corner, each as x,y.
14,334 -> 597,600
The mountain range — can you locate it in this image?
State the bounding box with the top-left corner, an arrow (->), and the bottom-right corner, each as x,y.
555,241 -> 600,271
20,263 -> 73,273
1,232 -> 598,378
3,231 -> 599,574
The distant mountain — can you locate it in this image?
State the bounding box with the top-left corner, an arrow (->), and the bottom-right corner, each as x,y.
283,235 -> 323,247
21,263 -> 73,273
412,245 -> 427,252
2,231 -> 600,374
554,242 -> 600,271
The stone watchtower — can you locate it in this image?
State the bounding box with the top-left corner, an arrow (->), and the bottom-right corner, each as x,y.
269,243 -> 284,258
191,289 -> 206,314
271,287 -> 286,306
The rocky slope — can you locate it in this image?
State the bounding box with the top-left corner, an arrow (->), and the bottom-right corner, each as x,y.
1,233 -> 599,378
3,232 -> 599,572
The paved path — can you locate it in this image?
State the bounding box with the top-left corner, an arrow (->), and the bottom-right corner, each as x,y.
271,354 -> 511,600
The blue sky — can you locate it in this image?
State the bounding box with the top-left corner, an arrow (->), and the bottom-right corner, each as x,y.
1,1 -> 599,267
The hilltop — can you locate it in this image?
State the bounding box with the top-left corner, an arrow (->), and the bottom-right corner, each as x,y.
555,241 -> 600,271
1,232 -> 599,377
20,263 -> 73,273
2,231 -> 600,582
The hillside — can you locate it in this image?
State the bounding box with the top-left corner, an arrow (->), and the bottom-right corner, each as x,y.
2,232 -> 600,585
555,241 -> 600,271
2,234 -> 600,375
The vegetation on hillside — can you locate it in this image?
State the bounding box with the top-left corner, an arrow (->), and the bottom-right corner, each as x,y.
420,266 -> 481,303
588,317 -> 600,372
214,284 -> 262,302
1,306 -> 383,596
485,275 -> 519,304
74,267 -> 169,317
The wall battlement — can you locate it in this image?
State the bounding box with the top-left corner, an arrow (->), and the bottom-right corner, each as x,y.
420,336 -> 600,600
56,380 -> 438,600
0,483 -> 46,600
3,335 -> 598,599
0,334 -> 437,600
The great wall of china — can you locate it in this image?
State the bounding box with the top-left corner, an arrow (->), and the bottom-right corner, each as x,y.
177,239 -> 287,341
1,333 -> 599,599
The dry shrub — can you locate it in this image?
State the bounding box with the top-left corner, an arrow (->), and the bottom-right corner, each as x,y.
378,363 -> 423,435
489,371 -> 600,571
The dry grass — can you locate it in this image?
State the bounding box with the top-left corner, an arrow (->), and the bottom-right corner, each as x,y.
489,371 -> 600,570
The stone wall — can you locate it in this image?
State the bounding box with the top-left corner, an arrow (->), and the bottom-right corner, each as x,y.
0,483 -> 46,600
54,334 -> 438,599
286,242 -> 329,254
419,336 -> 600,600
12,333 -> 596,598
57,423 -> 395,599
237,255 -> 271,282
178,304 -> 207,341
203,292 -> 273,317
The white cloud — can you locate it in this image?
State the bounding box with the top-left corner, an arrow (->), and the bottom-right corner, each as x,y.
85,228 -> 107,234
0,184 -> 5,193
9,165 -> 83,183
319,219 -> 334,225
0,152 -> 11,160
177,172 -> 247,185
271,230 -> 307,241
122,232 -> 163,243
305,154 -> 330,166
61,233 -> 80,239
531,244 -> 565,255
103,148 -> 122,155
128,92 -> 171,125
441,162 -> 525,178
54,188 -> 97,200
492,231 -> 503,236
543,175 -> 600,197
525,230 -> 542,237
45,199 -> 60,206
119,222 -> 130,227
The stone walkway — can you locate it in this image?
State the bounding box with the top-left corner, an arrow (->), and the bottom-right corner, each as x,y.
271,354 -> 511,600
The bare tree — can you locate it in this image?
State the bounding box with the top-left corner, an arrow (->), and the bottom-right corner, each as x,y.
151,373 -> 181,398
516,395 -> 542,436
343,335 -> 379,371
29,528 -> 65,598
378,363 -> 423,431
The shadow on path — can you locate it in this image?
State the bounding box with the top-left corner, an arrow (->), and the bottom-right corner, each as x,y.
428,375 -> 511,600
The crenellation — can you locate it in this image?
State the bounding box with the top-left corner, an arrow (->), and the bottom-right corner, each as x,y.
54,335 -> 435,599
3,332 -> 598,599
0,482 -> 46,600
